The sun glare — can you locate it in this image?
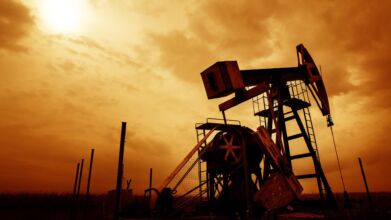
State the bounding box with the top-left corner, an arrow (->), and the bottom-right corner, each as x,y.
39,0 -> 87,34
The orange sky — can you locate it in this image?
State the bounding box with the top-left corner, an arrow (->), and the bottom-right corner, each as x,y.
1,0 -> 390,195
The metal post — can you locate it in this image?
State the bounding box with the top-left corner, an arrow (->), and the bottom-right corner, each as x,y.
358,158 -> 373,211
114,122 -> 127,220
149,168 -> 153,207
222,111 -> 227,125
86,149 -> 95,202
242,138 -> 252,217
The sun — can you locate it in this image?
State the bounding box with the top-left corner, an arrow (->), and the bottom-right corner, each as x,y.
39,0 -> 87,34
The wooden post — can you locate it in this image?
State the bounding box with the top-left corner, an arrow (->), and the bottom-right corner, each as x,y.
358,157 -> 373,211
73,163 -> 80,198
149,168 -> 153,207
86,149 -> 95,201
74,158 -> 84,219
114,122 -> 127,220
77,159 -> 84,198
70,162 -> 80,219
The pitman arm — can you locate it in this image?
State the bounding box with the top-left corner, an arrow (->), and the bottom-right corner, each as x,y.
200,44 -> 333,123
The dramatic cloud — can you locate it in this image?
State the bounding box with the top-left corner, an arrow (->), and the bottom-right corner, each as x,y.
0,0 -> 390,194
143,0 -> 391,192
149,0 -> 391,105
0,0 -> 34,52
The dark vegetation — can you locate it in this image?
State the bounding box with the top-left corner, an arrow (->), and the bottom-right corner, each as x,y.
292,193 -> 391,219
0,192 -> 390,219
0,193 -> 106,220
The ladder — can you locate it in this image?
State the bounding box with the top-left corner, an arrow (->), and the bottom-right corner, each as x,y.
252,93 -> 268,128
291,80 -> 321,161
252,81 -> 334,203
195,126 -> 209,202
287,80 -> 324,199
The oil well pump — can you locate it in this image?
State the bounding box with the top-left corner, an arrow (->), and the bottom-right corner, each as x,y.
151,44 -> 337,217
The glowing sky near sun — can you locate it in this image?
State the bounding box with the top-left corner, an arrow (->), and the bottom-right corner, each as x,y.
38,0 -> 89,34
0,0 -> 390,194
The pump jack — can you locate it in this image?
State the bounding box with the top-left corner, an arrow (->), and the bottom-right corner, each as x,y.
154,44 -> 337,217
200,44 -> 336,207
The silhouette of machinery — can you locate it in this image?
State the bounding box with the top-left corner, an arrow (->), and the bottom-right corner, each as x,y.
155,44 -> 336,217
201,126 -> 263,214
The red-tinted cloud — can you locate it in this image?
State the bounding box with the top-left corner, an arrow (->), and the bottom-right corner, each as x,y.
0,0 -> 34,52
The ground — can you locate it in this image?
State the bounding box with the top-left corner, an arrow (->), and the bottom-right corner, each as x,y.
0,192 -> 390,219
